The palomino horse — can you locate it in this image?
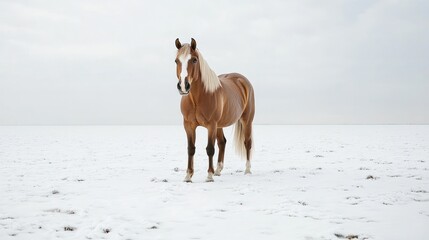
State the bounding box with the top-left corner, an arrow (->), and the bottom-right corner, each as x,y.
174,38 -> 255,182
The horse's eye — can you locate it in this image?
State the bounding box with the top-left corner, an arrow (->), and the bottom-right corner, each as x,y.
175,59 -> 178,64
192,58 -> 198,64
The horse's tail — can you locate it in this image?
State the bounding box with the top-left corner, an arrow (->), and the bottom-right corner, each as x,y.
234,120 -> 247,159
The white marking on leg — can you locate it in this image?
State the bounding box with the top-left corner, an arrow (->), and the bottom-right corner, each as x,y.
178,53 -> 191,92
184,173 -> 192,182
214,162 -> 223,176
245,160 -> 252,174
206,172 -> 214,182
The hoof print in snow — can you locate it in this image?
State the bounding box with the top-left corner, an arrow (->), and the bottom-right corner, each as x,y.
52,190 -> 60,194
148,225 -> 158,229
151,178 -> 168,183
173,167 -> 180,172
298,201 -> 308,206
76,179 -> 85,182
103,228 -> 111,234
65,210 -> 76,214
411,189 -> 428,193
45,208 -> 61,213
334,233 -> 359,239
45,208 -> 75,214
413,198 -> 429,202
64,226 -> 76,231
388,174 -> 401,178
346,196 -> 360,200
419,211 -> 429,217
366,175 -> 378,180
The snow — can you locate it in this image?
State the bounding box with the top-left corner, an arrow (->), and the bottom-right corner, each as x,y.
0,125 -> 428,240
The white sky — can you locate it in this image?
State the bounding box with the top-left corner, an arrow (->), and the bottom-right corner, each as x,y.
0,0 -> 428,125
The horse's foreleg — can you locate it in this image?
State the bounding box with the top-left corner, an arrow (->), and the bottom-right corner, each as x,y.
214,128 -> 226,176
205,124 -> 217,182
184,122 -> 196,182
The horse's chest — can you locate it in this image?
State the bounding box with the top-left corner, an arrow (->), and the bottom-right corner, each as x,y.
194,108 -> 214,126
181,97 -> 221,126
191,104 -> 223,126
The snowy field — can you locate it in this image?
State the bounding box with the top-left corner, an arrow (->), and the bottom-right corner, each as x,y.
0,125 -> 428,240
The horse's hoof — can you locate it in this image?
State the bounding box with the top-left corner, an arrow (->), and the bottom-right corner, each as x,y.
215,163 -> 223,176
184,175 -> 193,183
244,170 -> 252,175
206,173 -> 214,182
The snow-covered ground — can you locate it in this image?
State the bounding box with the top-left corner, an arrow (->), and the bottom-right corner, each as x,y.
0,125 -> 428,240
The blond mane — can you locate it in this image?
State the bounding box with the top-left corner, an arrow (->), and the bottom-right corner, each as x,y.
196,49 -> 222,93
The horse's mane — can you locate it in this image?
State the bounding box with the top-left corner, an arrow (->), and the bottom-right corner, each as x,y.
196,49 -> 222,93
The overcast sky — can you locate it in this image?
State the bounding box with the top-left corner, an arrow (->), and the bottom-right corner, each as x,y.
0,0 -> 428,125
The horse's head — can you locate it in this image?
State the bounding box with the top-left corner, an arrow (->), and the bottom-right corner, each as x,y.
175,38 -> 199,96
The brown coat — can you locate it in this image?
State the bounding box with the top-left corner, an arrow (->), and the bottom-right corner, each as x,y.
175,38 -> 255,182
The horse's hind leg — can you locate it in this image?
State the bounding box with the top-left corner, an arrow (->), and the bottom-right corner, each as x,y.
214,128 -> 226,176
243,122 -> 253,174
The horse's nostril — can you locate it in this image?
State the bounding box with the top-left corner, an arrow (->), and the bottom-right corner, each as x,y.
177,82 -> 181,90
185,81 -> 190,91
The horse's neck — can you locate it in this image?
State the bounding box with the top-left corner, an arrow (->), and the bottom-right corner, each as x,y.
189,78 -> 204,101
189,76 -> 218,104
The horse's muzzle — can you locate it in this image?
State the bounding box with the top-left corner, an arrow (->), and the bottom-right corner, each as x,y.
177,79 -> 191,95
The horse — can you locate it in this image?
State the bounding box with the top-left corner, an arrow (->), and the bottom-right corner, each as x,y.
174,38 -> 255,182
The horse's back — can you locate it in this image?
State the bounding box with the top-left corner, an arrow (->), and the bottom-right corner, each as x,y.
219,73 -> 254,98
219,72 -> 252,85
218,73 -> 255,125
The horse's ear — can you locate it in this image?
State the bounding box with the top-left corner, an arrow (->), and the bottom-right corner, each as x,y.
191,38 -> 197,51
175,38 -> 182,49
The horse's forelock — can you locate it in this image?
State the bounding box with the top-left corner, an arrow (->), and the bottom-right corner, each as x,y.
177,44 -> 191,58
